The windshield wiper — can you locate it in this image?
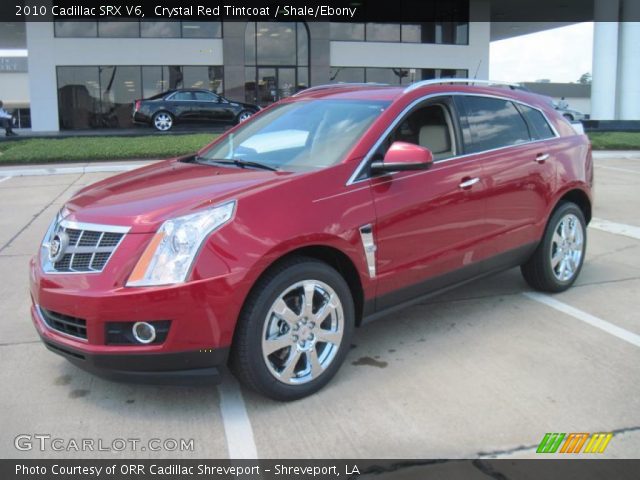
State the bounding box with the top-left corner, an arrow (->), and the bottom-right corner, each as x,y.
200,158 -> 279,172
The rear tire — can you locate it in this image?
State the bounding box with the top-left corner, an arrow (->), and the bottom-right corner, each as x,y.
152,111 -> 174,131
521,202 -> 586,292
230,257 -> 355,401
236,110 -> 253,124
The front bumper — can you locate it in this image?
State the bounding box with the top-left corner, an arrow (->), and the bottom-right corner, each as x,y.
29,253 -> 247,385
32,304 -> 229,385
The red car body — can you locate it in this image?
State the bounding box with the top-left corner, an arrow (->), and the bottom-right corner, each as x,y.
30,82 -> 593,384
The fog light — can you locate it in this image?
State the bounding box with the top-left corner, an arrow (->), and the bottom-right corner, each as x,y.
132,322 -> 156,344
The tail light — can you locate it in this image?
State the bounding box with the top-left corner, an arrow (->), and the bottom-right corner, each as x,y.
134,100 -> 141,111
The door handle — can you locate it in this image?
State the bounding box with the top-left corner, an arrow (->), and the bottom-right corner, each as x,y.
459,177 -> 480,189
536,153 -> 550,163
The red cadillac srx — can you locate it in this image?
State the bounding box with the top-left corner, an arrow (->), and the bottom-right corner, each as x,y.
30,80 -> 593,400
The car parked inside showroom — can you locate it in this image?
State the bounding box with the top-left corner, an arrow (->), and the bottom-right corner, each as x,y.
31,79 -> 593,400
132,89 -> 260,131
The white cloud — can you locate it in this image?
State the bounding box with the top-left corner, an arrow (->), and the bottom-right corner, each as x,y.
490,23 -> 593,83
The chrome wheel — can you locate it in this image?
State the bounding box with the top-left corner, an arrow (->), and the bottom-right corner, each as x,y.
238,111 -> 252,122
550,213 -> 584,281
261,280 -> 344,385
153,113 -> 173,131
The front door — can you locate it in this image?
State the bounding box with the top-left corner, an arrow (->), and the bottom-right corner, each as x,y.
368,98 -> 489,310
256,67 -> 297,106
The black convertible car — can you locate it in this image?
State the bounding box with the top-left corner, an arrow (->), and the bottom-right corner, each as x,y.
133,89 -> 260,131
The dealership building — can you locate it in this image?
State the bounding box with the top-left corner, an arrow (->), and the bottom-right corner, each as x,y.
1,0 -> 638,131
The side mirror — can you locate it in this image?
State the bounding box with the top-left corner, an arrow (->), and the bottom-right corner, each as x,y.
371,141 -> 433,174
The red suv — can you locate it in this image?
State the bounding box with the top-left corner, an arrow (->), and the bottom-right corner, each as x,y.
30,80 -> 593,400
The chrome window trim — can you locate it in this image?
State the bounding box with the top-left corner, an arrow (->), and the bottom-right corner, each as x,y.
36,305 -> 88,343
346,91 -> 561,186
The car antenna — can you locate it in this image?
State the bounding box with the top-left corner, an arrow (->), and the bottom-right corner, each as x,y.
473,60 -> 482,79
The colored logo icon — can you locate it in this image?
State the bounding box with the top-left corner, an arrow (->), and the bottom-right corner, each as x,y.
536,432 -> 613,454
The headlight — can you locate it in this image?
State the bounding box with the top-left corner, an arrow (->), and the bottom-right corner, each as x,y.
126,201 -> 236,287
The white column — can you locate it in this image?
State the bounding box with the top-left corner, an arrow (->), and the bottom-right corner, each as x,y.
26,22 -> 60,132
591,0 -> 620,120
617,1 -> 640,119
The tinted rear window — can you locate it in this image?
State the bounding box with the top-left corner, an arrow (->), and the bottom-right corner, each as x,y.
519,104 -> 556,140
459,96 -> 530,154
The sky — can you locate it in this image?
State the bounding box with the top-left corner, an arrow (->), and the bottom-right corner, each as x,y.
489,22 -> 593,84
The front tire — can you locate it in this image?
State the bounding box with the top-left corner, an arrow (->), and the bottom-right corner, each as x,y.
521,202 -> 586,292
231,257 -> 355,401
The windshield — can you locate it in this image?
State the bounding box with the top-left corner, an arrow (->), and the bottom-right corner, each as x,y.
199,99 -> 389,172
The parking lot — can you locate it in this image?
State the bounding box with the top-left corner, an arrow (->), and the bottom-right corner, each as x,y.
1,152 -> 639,460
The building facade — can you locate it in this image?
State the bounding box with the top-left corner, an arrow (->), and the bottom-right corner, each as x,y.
26,0 -> 491,131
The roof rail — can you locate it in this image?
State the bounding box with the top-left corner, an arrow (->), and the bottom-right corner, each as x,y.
404,78 -> 521,93
293,82 -> 390,97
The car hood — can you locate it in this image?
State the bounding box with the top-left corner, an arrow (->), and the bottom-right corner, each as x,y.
65,159 -> 290,233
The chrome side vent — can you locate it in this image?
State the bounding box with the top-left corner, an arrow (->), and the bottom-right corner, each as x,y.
359,224 -> 377,278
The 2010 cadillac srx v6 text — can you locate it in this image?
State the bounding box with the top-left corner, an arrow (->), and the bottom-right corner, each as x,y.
30,80 -> 593,400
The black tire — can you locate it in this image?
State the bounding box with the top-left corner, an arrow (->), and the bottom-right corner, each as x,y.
236,110 -> 253,124
152,111 -> 174,131
521,202 -> 587,292
230,256 -> 355,401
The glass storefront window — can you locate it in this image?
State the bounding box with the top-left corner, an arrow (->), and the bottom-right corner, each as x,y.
245,22 -> 310,106
401,24 -> 422,43
329,23 -> 365,41
181,22 -> 222,38
329,67 -> 365,83
140,21 -> 180,38
56,21 -> 221,38
182,66 -> 224,93
330,21 -> 468,45
58,65 -> 224,129
99,66 -> 141,128
329,67 -> 468,85
57,67 -> 101,130
365,23 -> 401,42
54,22 -> 97,37
98,21 -> 140,37
141,66 -> 164,98
256,22 -> 297,66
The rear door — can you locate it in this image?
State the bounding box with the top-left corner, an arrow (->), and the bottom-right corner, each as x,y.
368,97 -> 489,309
454,95 -> 557,259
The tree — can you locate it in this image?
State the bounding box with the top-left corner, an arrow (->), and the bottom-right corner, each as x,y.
578,72 -> 592,85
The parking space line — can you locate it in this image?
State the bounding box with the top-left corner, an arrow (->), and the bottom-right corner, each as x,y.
523,292 -> 640,348
0,162 -> 152,177
217,376 -> 258,459
595,165 -> 640,175
0,176 -> 11,184
590,218 -> 640,241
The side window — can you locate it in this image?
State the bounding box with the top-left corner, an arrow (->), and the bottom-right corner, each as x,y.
194,91 -> 218,102
375,103 -> 456,162
171,91 -> 194,101
518,105 -> 556,140
459,96 -> 530,154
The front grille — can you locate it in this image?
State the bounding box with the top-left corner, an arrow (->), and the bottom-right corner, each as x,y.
50,226 -> 125,273
40,308 -> 87,340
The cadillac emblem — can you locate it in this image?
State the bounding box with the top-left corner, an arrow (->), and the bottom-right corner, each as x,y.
48,231 -> 69,263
